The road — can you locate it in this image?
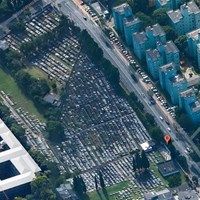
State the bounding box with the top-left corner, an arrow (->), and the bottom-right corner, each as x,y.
55,0 -> 200,178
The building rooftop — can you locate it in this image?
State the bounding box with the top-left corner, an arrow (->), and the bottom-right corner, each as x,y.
157,160 -> 180,177
187,28 -> 200,41
171,75 -> 186,85
145,24 -> 166,37
167,9 -> 182,23
164,41 -> 179,54
167,1 -> 200,23
160,63 -> 176,73
191,100 -> 200,112
177,190 -> 199,200
133,31 -> 147,44
0,119 -> 40,192
123,16 -> 141,27
157,0 -> 170,6
91,2 -> 103,16
181,1 -> 200,15
180,88 -> 195,98
113,3 -> 131,14
146,49 -> 160,61
144,188 -> 174,200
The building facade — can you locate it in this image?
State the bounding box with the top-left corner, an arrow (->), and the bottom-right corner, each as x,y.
156,0 -> 181,10
133,24 -> 166,60
123,17 -> 142,46
168,75 -> 188,104
112,3 -> 133,33
159,62 -> 177,90
146,49 -> 164,79
179,88 -> 200,123
167,1 -> 200,35
187,28 -> 200,67
146,41 -> 179,79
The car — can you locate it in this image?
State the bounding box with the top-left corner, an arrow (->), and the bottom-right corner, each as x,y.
167,127 -> 171,132
159,116 -> 164,121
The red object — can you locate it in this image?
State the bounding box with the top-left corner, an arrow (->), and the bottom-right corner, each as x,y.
164,134 -> 171,144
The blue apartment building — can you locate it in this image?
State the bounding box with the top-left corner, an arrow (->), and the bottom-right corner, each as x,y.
146,49 -> 164,79
123,17 -> 142,46
112,3 -> 133,33
179,88 -> 200,123
187,28 -> 200,68
167,1 -> 200,35
156,0 -> 181,10
159,63 -> 177,90
146,41 -> 179,79
133,24 -> 166,60
168,75 -> 188,105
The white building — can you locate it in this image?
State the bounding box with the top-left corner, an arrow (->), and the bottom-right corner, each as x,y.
0,119 -> 40,199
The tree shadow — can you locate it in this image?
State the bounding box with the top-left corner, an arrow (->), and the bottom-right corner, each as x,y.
102,188 -> 109,200
97,190 -> 104,200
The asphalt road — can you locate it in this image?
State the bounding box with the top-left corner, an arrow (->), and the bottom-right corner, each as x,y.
55,0 -> 200,178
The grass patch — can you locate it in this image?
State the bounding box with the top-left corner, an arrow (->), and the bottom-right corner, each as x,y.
25,67 -> 48,80
150,164 -> 168,186
0,68 -> 45,122
89,181 -> 130,200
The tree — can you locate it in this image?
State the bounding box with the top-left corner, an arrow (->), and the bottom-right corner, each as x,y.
98,171 -> 106,189
162,26 -> 177,40
127,0 -> 149,13
136,12 -> 154,27
132,156 -> 136,171
174,35 -> 187,52
73,176 -> 88,200
135,152 -> 142,170
149,126 -> 163,142
167,173 -> 182,188
46,121 -> 65,143
145,113 -> 155,126
177,155 -> 189,172
141,150 -> 150,169
152,8 -> 168,26
9,19 -> 26,34
31,175 -> 56,200
94,175 -> 98,191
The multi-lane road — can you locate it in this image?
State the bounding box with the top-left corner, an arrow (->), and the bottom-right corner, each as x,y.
55,0 -> 200,178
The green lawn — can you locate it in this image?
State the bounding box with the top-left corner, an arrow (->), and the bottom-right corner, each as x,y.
0,68 -> 45,122
89,181 -> 130,200
25,67 -> 48,80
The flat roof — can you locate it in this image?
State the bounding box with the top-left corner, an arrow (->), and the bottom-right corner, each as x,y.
146,49 -> 160,61
123,17 -> 141,27
180,88 -> 195,98
160,63 -> 176,73
167,1 -> 200,23
164,41 -> 179,54
112,3 -> 130,14
145,24 -> 165,37
157,160 -> 180,177
0,119 -> 40,192
177,190 -> 199,200
133,31 -> 147,44
187,28 -> 200,40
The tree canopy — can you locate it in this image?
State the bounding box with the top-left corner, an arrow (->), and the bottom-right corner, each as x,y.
46,121 -> 65,143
